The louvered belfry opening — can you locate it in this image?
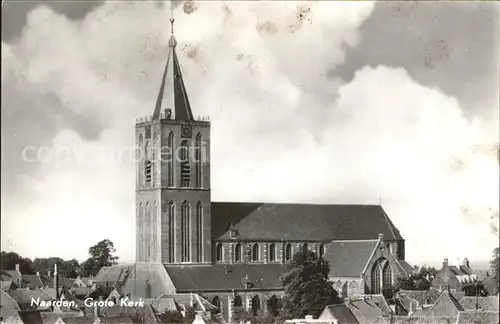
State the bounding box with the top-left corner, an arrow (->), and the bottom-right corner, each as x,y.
180,140 -> 191,187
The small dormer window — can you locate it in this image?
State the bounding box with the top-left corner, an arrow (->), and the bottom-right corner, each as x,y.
230,229 -> 238,239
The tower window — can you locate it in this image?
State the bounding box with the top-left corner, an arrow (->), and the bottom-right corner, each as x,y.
181,201 -> 191,262
195,133 -> 202,188
197,202 -> 203,263
180,140 -> 191,187
167,132 -> 174,187
168,202 -> 175,263
319,244 -> 325,258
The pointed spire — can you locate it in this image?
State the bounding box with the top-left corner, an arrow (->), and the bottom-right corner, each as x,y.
152,3 -> 194,121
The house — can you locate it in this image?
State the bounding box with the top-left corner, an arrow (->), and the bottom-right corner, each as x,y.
98,304 -> 157,323
431,258 -> 478,293
285,315 -> 334,324
7,289 -> 55,311
2,310 -> 65,324
455,310 -> 500,323
111,14 -> 413,323
1,289 -> 20,321
458,295 -> 499,311
422,290 -> 464,317
72,277 -> 93,288
21,273 -> 44,290
1,265 -> 23,289
320,297 -> 389,323
393,288 -> 441,315
92,266 -> 130,291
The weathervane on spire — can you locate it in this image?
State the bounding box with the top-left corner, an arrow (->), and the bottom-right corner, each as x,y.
169,1 -> 177,47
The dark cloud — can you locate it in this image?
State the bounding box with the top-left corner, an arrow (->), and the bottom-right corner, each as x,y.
334,1 -> 499,116
2,0 -> 104,42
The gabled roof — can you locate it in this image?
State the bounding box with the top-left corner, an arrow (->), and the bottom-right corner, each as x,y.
165,264 -> 286,292
212,203 -> 403,241
0,289 -> 20,319
7,289 -> 54,307
93,265 -> 131,284
22,274 -> 44,288
351,295 -> 392,314
100,304 -> 157,323
459,296 -> 499,311
157,293 -> 218,313
394,260 -> 415,276
1,270 -> 21,282
321,304 -> 358,323
323,240 -> 378,277
1,280 -> 14,290
152,27 -> 194,121
424,290 -> 464,317
345,299 -> 386,323
396,289 -> 441,311
70,287 -> 93,298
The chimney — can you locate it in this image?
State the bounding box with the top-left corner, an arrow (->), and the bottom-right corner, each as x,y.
48,270 -> 52,278
443,258 -> 448,268
54,264 -> 59,300
463,258 -> 470,268
15,264 -> 20,272
378,233 -> 384,241
305,315 -> 313,320
36,271 -> 40,277
94,304 -> 100,318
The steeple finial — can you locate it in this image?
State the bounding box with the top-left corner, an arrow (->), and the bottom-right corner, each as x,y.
169,1 -> 177,47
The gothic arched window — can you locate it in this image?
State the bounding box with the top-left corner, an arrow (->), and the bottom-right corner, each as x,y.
216,243 -> 223,262
251,295 -> 260,316
195,133 -> 202,188
212,296 -> 220,310
145,202 -> 151,259
181,201 -> 191,262
371,261 -> 382,294
269,243 -> 276,262
348,281 -> 359,297
383,262 -> 392,288
234,243 -> 242,262
152,132 -> 158,186
138,134 -> 144,188
285,243 -> 292,261
252,243 -> 259,262
168,202 -> 175,263
180,140 -> 190,187
138,202 -> 144,259
196,202 -> 203,262
234,295 -> 242,308
167,131 -> 174,187
152,201 -> 157,260
319,244 -> 325,258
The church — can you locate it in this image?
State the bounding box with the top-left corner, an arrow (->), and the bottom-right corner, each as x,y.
121,16 -> 414,322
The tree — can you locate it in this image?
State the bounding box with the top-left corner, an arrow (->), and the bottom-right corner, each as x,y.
279,249 -> 341,320
80,239 -> 119,277
1,251 -> 34,274
491,247 -> 499,293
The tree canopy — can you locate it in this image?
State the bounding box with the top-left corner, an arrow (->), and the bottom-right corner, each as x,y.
491,247 -> 499,294
80,239 -> 119,277
279,249 -> 341,320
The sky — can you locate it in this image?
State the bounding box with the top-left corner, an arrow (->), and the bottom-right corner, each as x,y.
1,1 -> 499,268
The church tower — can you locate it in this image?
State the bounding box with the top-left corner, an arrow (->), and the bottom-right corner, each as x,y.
135,15 -> 211,265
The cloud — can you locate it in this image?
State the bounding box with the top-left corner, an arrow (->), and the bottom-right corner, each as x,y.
1,1 -> 497,265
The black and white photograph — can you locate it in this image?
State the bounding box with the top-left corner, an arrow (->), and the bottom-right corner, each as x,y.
1,1 -> 499,323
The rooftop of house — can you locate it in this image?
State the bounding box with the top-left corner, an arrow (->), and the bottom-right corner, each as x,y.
157,293 -> 218,313
455,310 -> 500,324
0,289 -> 20,319
7,288 -> 54,306
22,274 -> 44,288
396,288 -> 441,311
1,269 -> 21,282
350,294 -> 393,314
459,295 -> 499,311
321,304 -> 358,323
424,290 -> 464,317
165,263 -> 286,292
93,265 -> 131,284
211,203 -> 403,241
346,298 -> 387,323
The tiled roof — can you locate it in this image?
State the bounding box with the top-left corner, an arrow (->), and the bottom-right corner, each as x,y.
211,203 -> 403,241
165,264 -> 286,291
386,315 -> 457,323
94,265 -> 131,284
346,299 -> 386,323
456,310 -> 500,323
396,289 -> 440,311
80,277 -> 93,286
71,287 -> 93,298
8,289 -> 54,307
324,240 -> 378,277
40,312 -> 64,324
353,295 -> 392,314
22,274 -> 44,288
321,304 -> 358,323
63,317 -> 98,324
1,280 -> 14,290
1,270 -> 21,282
99,316 -> 134,324
157,293 -> 218,313
100,304 -> 157,323
459,296 -> 499,311
395,260 -> 415,276
424,290 -> 464,317
0,289 -> 20,319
